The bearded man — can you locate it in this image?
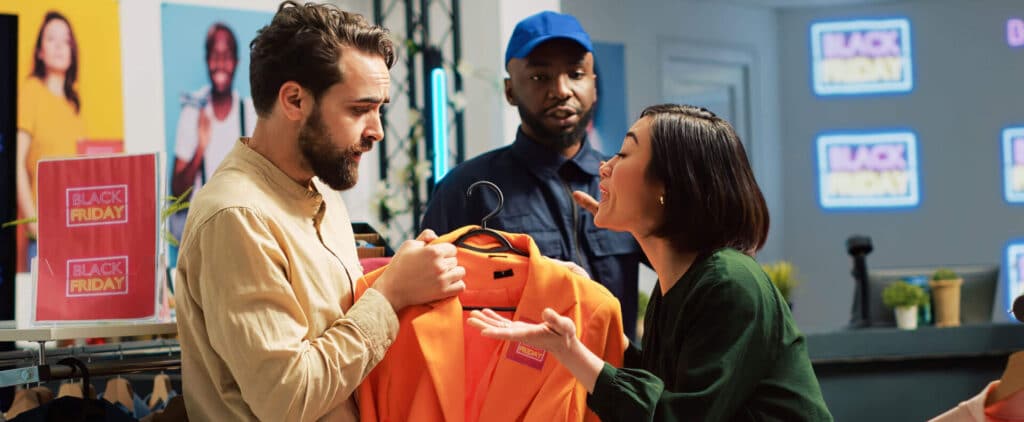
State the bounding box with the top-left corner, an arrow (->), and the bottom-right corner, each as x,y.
174,2 -> 467,420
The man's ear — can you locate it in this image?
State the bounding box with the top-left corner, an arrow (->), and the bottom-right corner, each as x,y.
278,81 -> 307,122
591,62 -> 599,99
504,78 -> 516,106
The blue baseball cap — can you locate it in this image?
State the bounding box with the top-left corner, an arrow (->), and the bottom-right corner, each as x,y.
505,11 -> 593,67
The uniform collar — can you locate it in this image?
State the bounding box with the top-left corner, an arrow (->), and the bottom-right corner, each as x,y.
509,128 -> 602,178
231,138 -> 326,222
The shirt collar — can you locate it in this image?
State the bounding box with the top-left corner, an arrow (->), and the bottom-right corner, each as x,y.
509,128 -> 603,177
232,138 -> 325,219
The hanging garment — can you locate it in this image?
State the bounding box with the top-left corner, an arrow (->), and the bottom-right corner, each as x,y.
7,396 -> 137,422
355,226 -> 627,422
57,382 -> 97,400
144,374 -> 177,413
5,387 -> 53,420
143,391 -> 178,414
139,396 -> 187,422
97,389 -> 150,419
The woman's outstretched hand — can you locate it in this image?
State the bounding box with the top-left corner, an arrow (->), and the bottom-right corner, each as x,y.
467,308 -> 577,355
468,307 -> 607,393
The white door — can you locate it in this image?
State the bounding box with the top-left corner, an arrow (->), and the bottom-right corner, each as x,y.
660,41 -> 754,154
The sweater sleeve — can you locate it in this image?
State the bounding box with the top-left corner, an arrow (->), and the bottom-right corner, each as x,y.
586,276 -> 776,421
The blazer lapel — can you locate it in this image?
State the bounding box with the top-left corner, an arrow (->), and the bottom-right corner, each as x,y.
478,234 -> 580,421
412,297 -> 466,422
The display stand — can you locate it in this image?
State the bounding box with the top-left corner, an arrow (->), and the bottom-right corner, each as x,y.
353,222 -> 393,258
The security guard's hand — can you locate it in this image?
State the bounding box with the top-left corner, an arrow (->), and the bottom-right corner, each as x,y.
571,190 -> 599,216
547,257 -> 590,279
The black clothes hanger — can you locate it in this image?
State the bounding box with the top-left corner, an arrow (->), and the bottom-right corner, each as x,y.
452,181 -> 529,257
454,181 -> 525,313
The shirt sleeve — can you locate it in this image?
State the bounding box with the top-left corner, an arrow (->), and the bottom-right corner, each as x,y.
623,341 -> 642,368
586,277 -> 776,421
193,207 -> 399,422
581,296 -> 629,422
174,105 -> 200,160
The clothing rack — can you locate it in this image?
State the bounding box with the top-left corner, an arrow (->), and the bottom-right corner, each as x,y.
0,322 -> 180,388
0,339 -> 179,368
38,356 -> 179,382
0,357 -> 180,388
0,341 -> 181,388
0,321 -> 176,365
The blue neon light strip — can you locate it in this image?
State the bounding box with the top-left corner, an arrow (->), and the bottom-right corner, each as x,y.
430,68 -> 448,183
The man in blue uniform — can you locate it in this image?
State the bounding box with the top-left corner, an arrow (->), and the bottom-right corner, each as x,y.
421,11 -> 643,338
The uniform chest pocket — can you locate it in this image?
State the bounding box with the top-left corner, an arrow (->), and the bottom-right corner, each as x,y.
487,215 -> 566,259
528,230 -> 567,259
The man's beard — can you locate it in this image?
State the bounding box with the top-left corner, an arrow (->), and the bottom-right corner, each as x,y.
298,107 -> 368,191
517,103 -> 594,151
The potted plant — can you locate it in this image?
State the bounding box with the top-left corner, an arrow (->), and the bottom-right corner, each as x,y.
637,290 -> 650,338
929,268 -> 963,327
882,281 -> 928,330
762,261 -> 800,308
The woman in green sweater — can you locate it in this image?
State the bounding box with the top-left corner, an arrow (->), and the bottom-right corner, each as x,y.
469,104 -> 833,421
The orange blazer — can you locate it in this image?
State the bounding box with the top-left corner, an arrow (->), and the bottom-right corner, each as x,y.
355,226 -> 627,422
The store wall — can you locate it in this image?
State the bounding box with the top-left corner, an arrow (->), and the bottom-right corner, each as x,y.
563,0 -> 784,261
780,0 -> 1023,332
561,0 -> 784,295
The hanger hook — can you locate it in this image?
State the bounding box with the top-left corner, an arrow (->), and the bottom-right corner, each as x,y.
465,181 -> 503,230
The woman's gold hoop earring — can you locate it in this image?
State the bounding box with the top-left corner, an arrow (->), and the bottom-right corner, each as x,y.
658,196 -> 665,206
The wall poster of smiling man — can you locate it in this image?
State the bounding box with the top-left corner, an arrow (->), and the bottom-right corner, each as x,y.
160,3 -> 271,264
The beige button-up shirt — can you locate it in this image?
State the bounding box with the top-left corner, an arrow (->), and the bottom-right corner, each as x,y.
175,140 -> 399,421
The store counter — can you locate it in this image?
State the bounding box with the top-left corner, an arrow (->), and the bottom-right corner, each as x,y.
807,323 -> 1024,420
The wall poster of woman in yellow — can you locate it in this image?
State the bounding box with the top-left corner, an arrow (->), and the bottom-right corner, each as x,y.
0,0 -> 124,272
